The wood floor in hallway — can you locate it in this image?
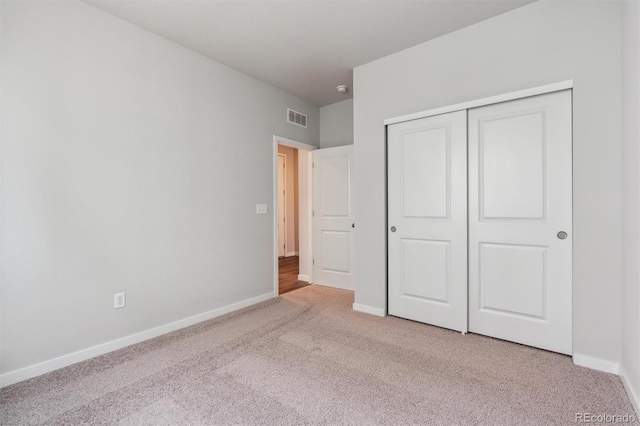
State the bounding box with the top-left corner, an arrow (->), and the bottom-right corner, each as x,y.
278,256 -> 309,294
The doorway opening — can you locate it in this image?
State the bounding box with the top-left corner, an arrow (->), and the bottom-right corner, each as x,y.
272,136 -> 316,295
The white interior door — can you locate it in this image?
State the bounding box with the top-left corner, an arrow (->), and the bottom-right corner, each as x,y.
468,90 -> 572,354
388,111 -> 468,332
312,145 -> 354,290
277,154 -> 286,257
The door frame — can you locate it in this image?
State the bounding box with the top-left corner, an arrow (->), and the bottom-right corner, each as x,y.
272,135 -> 317,296
384,80 -> 574,126
383,80 -> 574,332
277,153 -> 287,257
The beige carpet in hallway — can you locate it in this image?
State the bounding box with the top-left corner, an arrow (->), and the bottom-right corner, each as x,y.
0,285 -> 635,425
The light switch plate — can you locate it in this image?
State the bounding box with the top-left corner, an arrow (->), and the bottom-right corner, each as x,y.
256,204 -> 268,215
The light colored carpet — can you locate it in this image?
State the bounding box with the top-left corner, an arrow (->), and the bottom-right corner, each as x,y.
0,285 -> 635,425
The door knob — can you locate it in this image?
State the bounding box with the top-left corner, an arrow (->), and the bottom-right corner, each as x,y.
352,223 -> 355,228
557,231 -> 568,240
390,226 -> 396,233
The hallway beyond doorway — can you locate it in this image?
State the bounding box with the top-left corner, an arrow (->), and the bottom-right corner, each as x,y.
279,256 -> 309,294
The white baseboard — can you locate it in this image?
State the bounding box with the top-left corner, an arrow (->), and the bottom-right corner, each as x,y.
285,251 -> 299,257
313,281 -> 354,292
0,291 -> 276,388
573,353 -> 619,374
619,365 -> 640,415
352,303 -> 386,317
298,274 -> 310,282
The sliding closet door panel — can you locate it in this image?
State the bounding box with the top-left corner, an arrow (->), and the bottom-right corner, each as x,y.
468,90 -> 572,355
388,110 -> 467,332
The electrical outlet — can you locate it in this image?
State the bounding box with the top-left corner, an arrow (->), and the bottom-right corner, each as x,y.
114,292 -> 126,309
256,204 -> 268,215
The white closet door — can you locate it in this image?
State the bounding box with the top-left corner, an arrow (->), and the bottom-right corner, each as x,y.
388,110 -> 468,332
468,90 -> 572,355
313,145 -> 354,290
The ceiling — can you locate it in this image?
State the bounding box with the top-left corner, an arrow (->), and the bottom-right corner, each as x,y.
84,0 -> 535,107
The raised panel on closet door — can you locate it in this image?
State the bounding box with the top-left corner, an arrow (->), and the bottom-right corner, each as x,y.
468,90 -> 573,355
388,110 -> 467,333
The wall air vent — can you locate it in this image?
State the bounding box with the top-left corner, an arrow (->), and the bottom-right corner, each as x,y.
287,108 -> 307,128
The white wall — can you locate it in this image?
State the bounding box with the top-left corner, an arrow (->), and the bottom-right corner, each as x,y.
0,0 -> 4,377
277,145 -> 299,256
297,150 -> 312,281
621,0 -> 640,411
0,0 -> 318,380
319,99 -> 353,148
354,0 -> 622,367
